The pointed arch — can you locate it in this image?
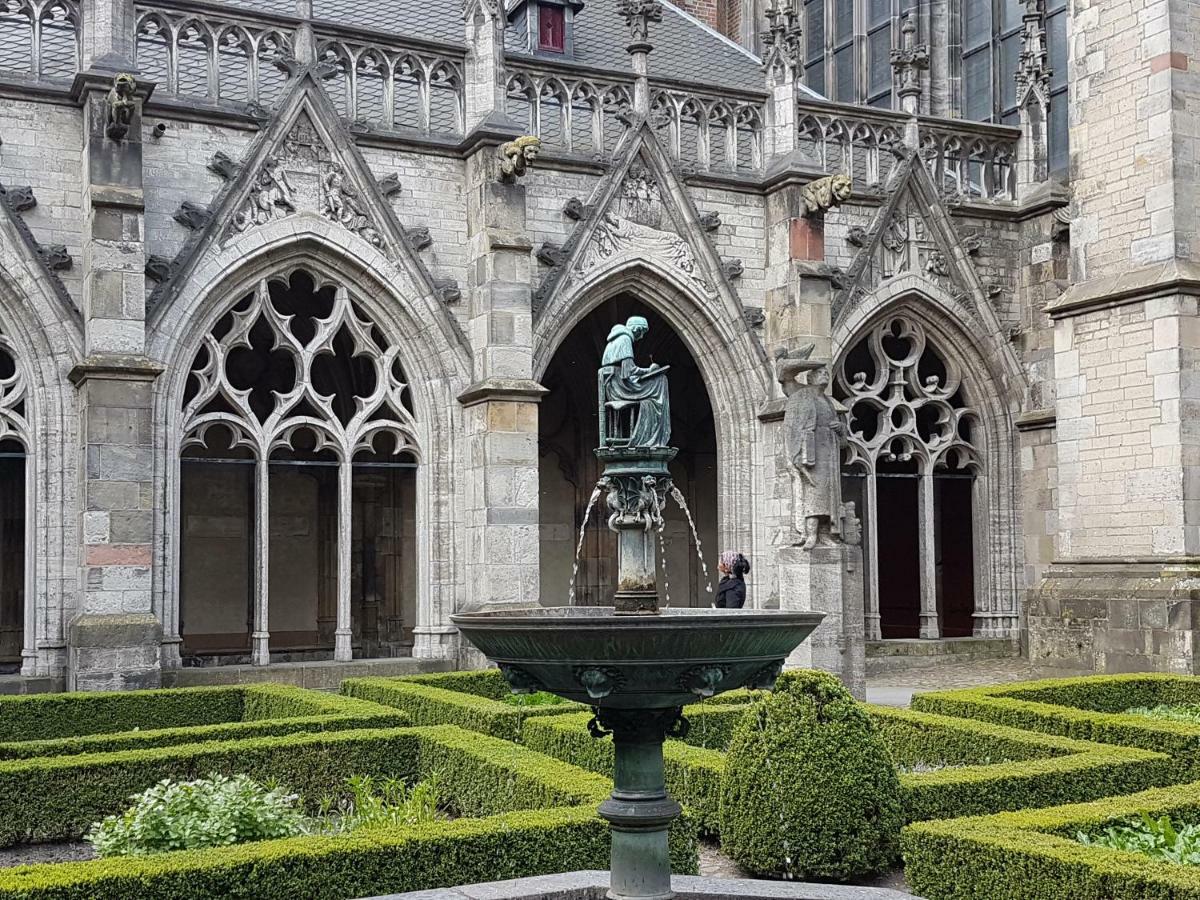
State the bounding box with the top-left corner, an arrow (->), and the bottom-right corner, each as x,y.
534,262 -> 768,578
833,282 -> 1021,642
151,232 -> 468,668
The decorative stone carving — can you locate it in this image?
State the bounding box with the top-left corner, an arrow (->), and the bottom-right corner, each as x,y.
800,174 -> 852,217
232,156 -> 296,233
963,235 -> 983,256
207,151 -> 240,181
698,211 -> 721,232
776,345 -> 845,550
846,225 -> 868,247
537,242 -> 565,266
104,73 -> 137,142
144,255 -> 174,283
498,135 -> 541,183
405,225 -> 432,251
840,501 -> 862,546
616,0 -> 663,44
173,201 -> 211,231
1016,0 -> 1050,107
36,244 -> 71,271
722,258 -> 744,280
925,250 -> 950,278
377,172 -> 402,197
599,473 -> 671,530
890,13 -> 928,102
3,186 -> 35,212
321,163 -> 384,248
434,277 -> 461,304
563,197 -> 589,220
743,307 -> 765,328
581,212 -> 707,291
760,2 -> 802,82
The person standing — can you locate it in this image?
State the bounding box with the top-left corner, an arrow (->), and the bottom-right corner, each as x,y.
715,551 -> 750,609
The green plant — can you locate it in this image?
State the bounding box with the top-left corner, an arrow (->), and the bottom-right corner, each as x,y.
719,670 -> 903,881
1128,705 -> 1200,725
503,692 -> 567,708
86,774 -> 306,858
1078,812 -> 1200,865
311,774 -> 442,834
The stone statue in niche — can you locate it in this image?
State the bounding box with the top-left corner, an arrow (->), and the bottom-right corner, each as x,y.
599,315 -> 671,449
105,73 -> 137,142
776,345 -> 845,550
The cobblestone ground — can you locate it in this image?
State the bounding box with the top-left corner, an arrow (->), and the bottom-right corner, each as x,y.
866,658 -> 1035,708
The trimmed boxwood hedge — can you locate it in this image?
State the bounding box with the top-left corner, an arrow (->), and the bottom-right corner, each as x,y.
0,723 -> 697,900
522,704 -> 1174,830
341,675 -> 583,742
912,673 -> 1200,775
0,685 -> 407,759
903,780 -> 1200,900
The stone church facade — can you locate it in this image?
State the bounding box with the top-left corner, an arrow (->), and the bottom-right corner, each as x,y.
0,0 -> 1192,691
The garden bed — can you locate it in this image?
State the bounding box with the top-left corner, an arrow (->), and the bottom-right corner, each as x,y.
0,723 -> 697,899
0,684 -> 406,758
903,780 -> 1200,900
911,674 -> 1200,776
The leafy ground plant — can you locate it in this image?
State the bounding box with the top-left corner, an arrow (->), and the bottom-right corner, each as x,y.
1077,812 -> 1200,865
1127,704 -> 1200,725
86,774 -> 305,858
309,773 -> 442,834
503,691 -> 567,708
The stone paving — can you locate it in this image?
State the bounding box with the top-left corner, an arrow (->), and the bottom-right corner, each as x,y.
865,657 -> 1036,708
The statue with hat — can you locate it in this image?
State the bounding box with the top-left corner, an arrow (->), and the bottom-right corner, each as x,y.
775,345 -> 846,550
600,316 -> 671,449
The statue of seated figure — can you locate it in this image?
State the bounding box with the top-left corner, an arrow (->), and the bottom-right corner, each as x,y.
598,315 -> 671,449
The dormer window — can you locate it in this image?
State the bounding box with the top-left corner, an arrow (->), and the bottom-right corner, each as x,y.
538,4 -> 565,52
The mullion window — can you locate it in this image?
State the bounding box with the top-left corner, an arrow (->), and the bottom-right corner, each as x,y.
801,0 -> 911,109
1046,0 -> 1068,173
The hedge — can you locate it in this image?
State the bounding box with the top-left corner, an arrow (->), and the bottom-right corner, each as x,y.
912,674 -> 1200,775
0,723 -> 697,899
903,780 -> 1200,900
341,676 -> 583,742
0,685 -> 407,759
523,706 -> 1174,831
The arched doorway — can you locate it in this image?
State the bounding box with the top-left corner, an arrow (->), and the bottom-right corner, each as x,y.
0,336 -> 27,674
835,314 -> 984,640
538,298 -> 718,608
177,268 -> 419,665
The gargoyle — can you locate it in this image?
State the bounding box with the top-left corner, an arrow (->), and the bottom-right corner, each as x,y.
498,135 -> 541,183
799,173 -> 852,218
105,73 -> 137,142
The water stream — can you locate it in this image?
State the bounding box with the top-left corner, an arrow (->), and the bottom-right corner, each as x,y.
568,483 -> 604,606
669,485 -> 712,595
651,487 -> 670,608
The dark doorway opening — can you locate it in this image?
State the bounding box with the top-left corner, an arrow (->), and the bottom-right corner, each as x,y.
0,447 -> 24,672
936,475 -> 975,637
875,465 -> 921,639
539,298 -> 718,608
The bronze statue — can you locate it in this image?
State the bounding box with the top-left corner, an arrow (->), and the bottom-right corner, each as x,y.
600,315 -> 671,449
777,346 -> 845,550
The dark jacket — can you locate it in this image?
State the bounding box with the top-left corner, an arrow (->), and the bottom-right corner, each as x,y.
715,574 -> 746,609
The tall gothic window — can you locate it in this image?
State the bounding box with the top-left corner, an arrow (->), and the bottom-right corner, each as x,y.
178,270 -> 419,666
835,315 -> 983,641
802,0 -> 915,107
960,0 -> 1068,172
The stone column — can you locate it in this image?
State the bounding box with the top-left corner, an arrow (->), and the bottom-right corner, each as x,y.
454,149 -> 545,659
1032,0 -> 1200,674
68,66 -> 164,689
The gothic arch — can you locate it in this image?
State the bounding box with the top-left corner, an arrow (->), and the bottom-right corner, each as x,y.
833,284 -> 1020,640
534,262 -> 768,575
151,234 -> 469,665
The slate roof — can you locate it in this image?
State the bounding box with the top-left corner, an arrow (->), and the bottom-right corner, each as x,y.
218,0 -> 771,94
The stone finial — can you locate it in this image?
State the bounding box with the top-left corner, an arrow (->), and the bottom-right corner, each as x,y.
799,174 -> 852,218
889,14 -> 928,108
760,2 -> 803,84
462,0 -> 501,22
1016,0 -> 1050,107
104,73 -> 138,142
617,0 -> 663,45
498,135 -> 541,183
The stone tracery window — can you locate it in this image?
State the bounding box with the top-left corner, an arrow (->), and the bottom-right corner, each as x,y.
835,314 -> 983,641
0,0 -> 78,80
179,270 -> 418,665
0,334 -> 30,673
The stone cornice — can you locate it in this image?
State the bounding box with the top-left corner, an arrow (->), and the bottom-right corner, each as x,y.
1015,408 -> 1055,432
68,354 -> 166,386
1047,259 -> 1200,319
457,378 -> 549,407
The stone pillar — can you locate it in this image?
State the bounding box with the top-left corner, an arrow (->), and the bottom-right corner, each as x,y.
779,543 -> 865,698
454,148 -> 544,665
760,2 -> 800,164
1032,0 -> 1200,674
68,71 -> 163,689
462,0 -> 509,133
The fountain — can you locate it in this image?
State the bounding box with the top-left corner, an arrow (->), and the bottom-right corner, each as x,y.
452,315 -> 823,900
